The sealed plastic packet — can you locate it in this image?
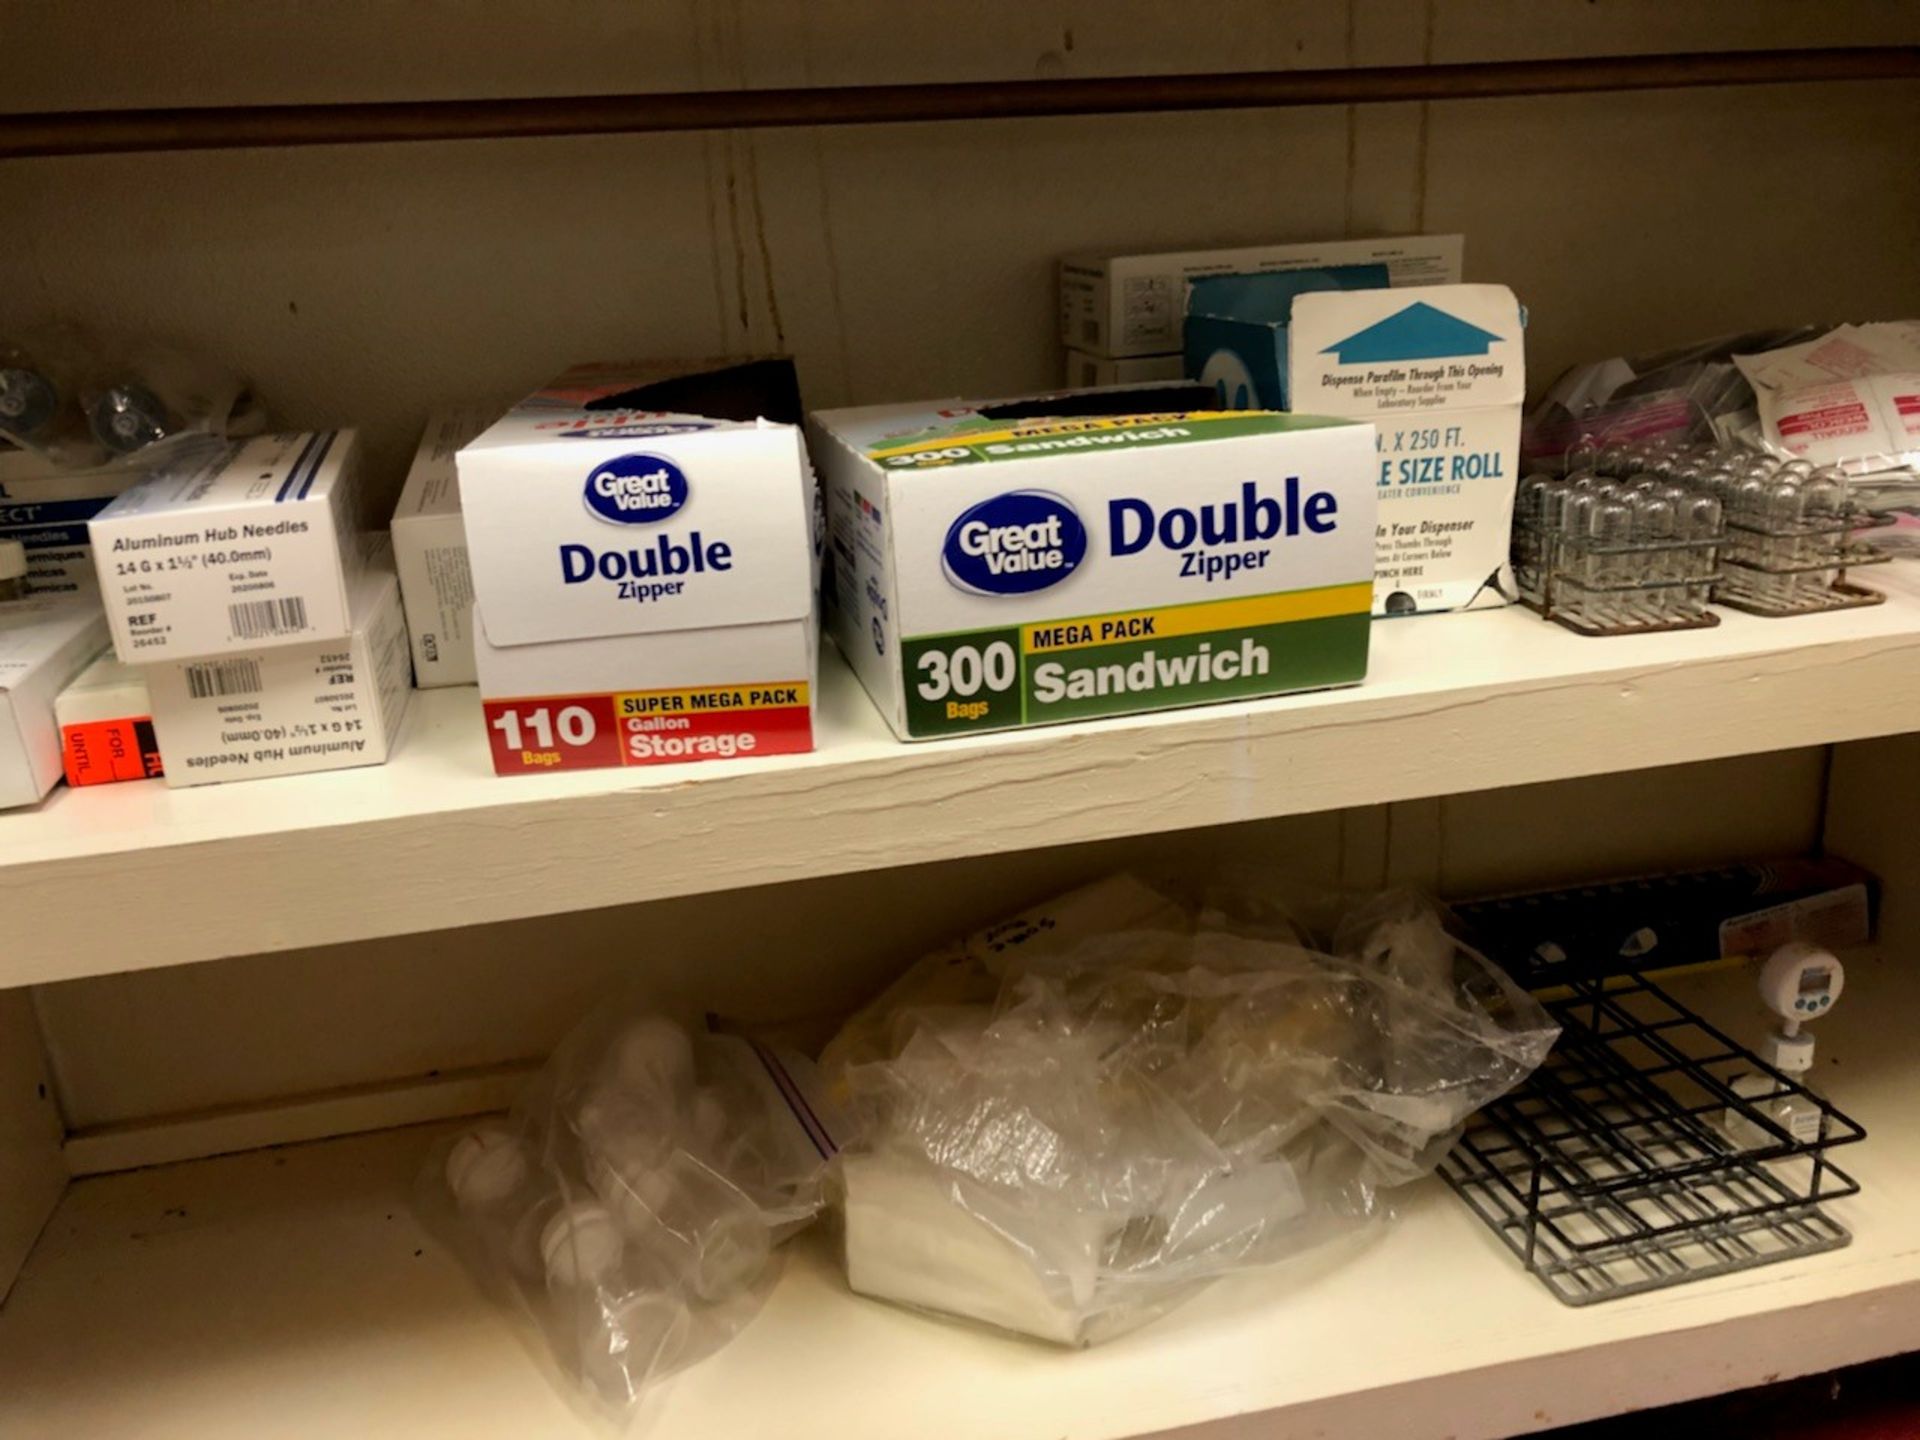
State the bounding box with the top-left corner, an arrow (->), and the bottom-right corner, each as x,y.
0,325 -> 266,468
426,1012 -> 839,1424
823,876 -> 1557,1345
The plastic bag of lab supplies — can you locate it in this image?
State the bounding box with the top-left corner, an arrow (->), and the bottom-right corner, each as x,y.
0,325 -> 266,468
822,876 -> 1556,1345
426,1011 -> 840,1425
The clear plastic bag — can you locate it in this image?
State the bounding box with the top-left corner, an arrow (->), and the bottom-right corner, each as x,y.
823,877 -> 1556,1345
0,324 -> 266,468
425,1013 -> 839,1425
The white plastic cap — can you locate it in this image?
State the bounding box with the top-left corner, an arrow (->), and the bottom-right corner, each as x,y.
541,1201 -> 625,1290
0,540 -> 26,582
445,1126 -> 530,1212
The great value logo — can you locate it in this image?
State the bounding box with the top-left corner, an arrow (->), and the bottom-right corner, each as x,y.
583,454 -> 689,524
941,490 -> 1086,596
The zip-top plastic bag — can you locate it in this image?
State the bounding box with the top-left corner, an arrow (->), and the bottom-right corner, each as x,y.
0,325 -> 266,469
822,876 -> 1557,1345
426,1012 -> 839,1426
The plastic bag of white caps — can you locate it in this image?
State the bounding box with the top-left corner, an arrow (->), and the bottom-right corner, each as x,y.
819,875 -> 1558,1345
426,1011 -> 840,1425
0,324 -> 266,468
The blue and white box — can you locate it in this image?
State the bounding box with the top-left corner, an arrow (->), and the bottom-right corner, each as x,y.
88,432 -> 367,662
0,447 -> 143,599
1184,265 -> 1389,411
1289,284 -> 1526,616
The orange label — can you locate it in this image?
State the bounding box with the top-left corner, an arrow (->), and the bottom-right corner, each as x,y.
62,717 -> 164,786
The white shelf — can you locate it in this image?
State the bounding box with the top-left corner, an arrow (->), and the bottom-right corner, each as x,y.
4,576 -> 1920,985
3,958 -> 1916,1440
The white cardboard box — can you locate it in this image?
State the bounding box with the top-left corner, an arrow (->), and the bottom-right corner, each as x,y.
0,598 -> 111,808
1288,283 -> 1526,616
392,407 -> 495,687
56,651 -> 161,787
0,447 -> 142,599
1059,235 -> 1464,358
458,360 -> 818,775
1062,350 -> 1185,389
810,390 -> 1377,741
145,553 -> 411,787
88,431 -> 366,663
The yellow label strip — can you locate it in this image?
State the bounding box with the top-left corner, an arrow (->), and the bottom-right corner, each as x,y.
868,411 -> 1253,461
1021,584 -> 1373,654
614,682 -> 811,717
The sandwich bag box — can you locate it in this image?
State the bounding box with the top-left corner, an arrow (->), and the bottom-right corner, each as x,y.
145,551 -> 411,787
0,598 -> 111,807
1288,284 -> 1527,616
392,406 -> 495,688
457,359 -> 818,775
88,431 -> 367,662
810,384 -> 1378,742
57,652 -> 162,786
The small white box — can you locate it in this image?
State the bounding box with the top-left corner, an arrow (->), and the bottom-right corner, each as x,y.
0,598 -> 111,808
146,554 -> 412,787
89,431 -> 366,663
1059,235 -> 1465,358
1062,350 -> 1185,389
1289,283 -> 1526,616
459,359 -> 818,775
392,407 -> 495,687
56,652 -> 162,787
0,447 -> 142,598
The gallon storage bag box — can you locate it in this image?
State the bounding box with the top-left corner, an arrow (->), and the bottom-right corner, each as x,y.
88,430 -> 367,662
56,651 -> 162,786
0,597 -> 111,807
392,406 -> 497,688
458,358 -> 818,776
1288,284 -> 1527,616
145,551 -> 411,787
810,385 -> 1377,741
0,444 -> 143,598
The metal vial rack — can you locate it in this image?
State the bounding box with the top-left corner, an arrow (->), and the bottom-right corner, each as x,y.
1515,442 -> 1889,635
1440,972 -> 1864,1305
1514,472 -> 1725,636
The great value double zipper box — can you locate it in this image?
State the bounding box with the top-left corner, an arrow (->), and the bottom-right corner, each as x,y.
458,359 -> 818,775
810,386 -> 1377,740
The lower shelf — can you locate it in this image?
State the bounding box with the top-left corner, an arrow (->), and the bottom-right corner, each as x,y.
3,960 -> 1917,1440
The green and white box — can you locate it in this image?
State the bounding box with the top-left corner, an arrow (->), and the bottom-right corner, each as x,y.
810,396 -> 1377,741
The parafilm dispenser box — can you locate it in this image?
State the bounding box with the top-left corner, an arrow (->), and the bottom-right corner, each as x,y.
810,389 -> 1377,741
458,359 -> 817,775
144,552 -> 411,787
1289,284 -> 1526,616
88,431 -> 366,661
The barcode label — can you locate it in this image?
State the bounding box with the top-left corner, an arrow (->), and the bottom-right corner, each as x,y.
185,658 -> 264,700
228,596 -> 308,640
